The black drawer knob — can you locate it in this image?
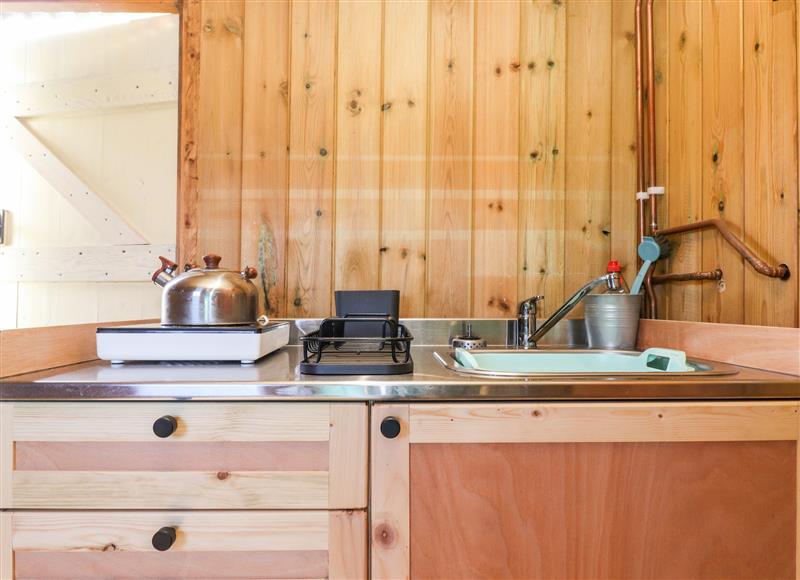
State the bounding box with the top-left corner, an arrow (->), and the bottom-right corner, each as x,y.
153,415 -> 178,438
152,527 -> 177,551
380,417 -> 402,439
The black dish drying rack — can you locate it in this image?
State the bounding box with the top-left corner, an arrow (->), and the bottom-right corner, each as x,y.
298,316 -> 413,375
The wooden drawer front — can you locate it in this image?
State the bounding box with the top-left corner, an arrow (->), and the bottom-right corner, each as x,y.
0,510 -> 366,580
0,402 -> 366,510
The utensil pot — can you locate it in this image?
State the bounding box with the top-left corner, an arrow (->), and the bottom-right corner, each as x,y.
584,294 -> 642,350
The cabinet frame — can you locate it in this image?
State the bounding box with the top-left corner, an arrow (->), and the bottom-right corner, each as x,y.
0,402 -> 367,510
370,401 -> 800,579
0,509 -> 366,579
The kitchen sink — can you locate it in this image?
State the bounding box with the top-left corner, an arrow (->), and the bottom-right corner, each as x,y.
433,347 -> 737,378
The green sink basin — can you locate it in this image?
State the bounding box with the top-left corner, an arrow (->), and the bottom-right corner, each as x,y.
433,347 -> 731,378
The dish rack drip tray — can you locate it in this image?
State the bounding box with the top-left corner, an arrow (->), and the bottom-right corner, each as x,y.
299,316 -> 413,375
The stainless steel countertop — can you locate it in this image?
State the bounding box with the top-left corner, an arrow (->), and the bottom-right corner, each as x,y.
2,345 -> 798,401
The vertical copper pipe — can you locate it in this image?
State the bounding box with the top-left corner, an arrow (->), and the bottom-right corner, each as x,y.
644,0 -> 658,318
645,0 -> 657,233
634,0 -> 646,245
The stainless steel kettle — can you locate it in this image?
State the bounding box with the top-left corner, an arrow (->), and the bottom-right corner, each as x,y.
151,253 -> 259,326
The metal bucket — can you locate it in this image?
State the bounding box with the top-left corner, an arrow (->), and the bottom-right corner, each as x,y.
584,294 -> 642,350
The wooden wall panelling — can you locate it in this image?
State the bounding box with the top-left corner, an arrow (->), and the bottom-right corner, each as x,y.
701,0 -> 744,324
743,0 -> 799,327
666,0 -> 703,322
427,0 -> 473,318
609,0 -> 638,291
177,0 -> 201,267
472,0 -> 520,317
195,0 -> 244,266
286,0 -> 337,317
651,0 -> 670,314
380,0 -> 429,317
240,0 -> 290,317
564,1 -> 612,299
334,0 -> 382,294
518,0 -> 565,319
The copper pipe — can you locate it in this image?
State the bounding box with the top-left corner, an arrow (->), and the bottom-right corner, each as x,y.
645,0 -> 657,233
658,218 -> 791,280
635,0 -> 646,247
644,269 -> 657,318
651,269 -> 723,284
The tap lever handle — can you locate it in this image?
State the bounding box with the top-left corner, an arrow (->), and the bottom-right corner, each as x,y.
520,295 -> 544,315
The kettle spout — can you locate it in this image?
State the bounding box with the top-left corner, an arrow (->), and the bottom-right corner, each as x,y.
152,256 -> 179,287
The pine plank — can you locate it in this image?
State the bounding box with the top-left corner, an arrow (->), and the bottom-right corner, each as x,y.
10,511 -> 329,552
564,0 -> 613,298
666,0 -> 703,322
286,0 -> 337,317
743,0 -> 799,327
518,0 -> 565,318
240,0 -> 290,317
427,0 -> 473,317
196,0 -> 244,266
409,402 -> 800,444
370,404 -> 410,579
334,0 -> 383,293
701,0 -> 744,323
610,0 -> 638,294
472,0 -> 520,317
381,0 -> 429,316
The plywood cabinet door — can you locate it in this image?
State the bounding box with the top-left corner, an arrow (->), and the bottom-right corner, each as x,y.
371,402 -> 800,579
1,510 -> 366,580
0,402 -> 367,510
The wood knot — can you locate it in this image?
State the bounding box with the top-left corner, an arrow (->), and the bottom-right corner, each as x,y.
223,18 -> 241,36
381,102 -> 392,111
217,471 -> 230,480
547,59 -> 555,69
400,248 -> 409,259
527,61 -> 536,70
203,21 -> 214,33
510,62 -> 521,71
374,523 -> 397,548
529,151 -> 539,160
532,409 -> 542,417
102,543 -> 118,552
494,66 -> 503,76
447,59 -> 455,70
498,299 -> 511,312
319,148 -> 328,157
316,208 -> 323,217
407,99 -> 415,108
293,297 -> 302,307
349,99 -> 362,115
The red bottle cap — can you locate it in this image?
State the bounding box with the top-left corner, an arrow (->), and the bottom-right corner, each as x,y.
607,260 -> 621,273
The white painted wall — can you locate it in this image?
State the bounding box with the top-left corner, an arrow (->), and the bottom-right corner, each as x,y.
0,13 -> 178,329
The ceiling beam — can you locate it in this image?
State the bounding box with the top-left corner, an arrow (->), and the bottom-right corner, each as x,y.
0,1 -> 179,14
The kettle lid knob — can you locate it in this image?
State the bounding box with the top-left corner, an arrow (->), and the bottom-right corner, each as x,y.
203,254 -> 222,269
